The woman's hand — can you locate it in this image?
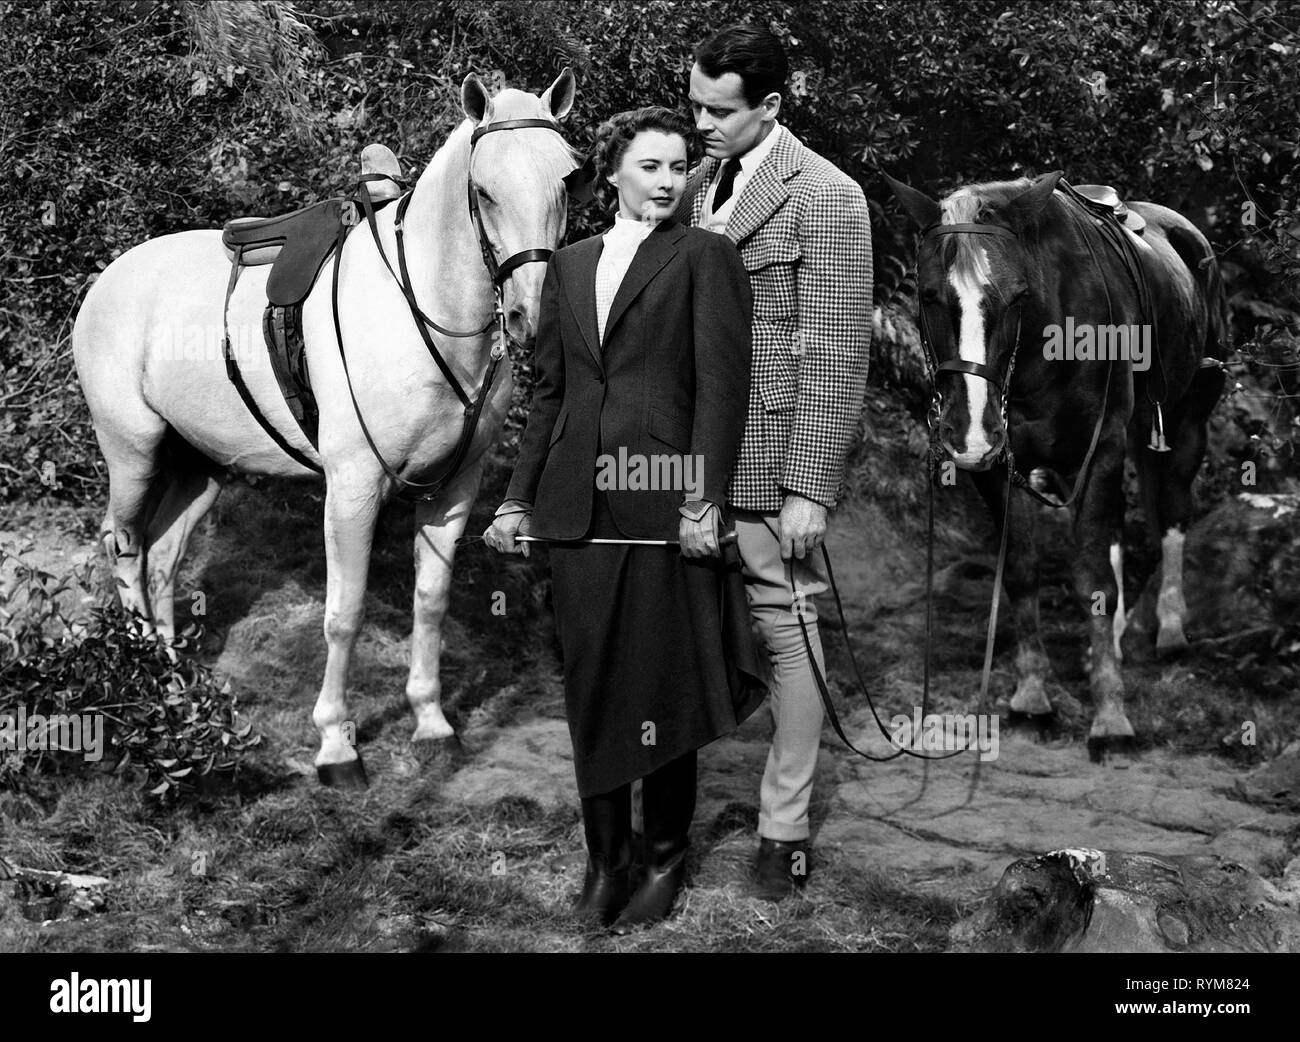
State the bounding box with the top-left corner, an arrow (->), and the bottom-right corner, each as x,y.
484,510 -> 532,557
679,501 -> 721,558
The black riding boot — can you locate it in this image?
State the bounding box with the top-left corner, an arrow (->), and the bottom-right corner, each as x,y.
611,751 -> 696,934
574,784 -> 631,926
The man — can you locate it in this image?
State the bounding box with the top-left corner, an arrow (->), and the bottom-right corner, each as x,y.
680,24 -> 872,899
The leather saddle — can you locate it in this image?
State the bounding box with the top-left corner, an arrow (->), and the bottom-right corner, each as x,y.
221,144 -> 405,307
219,144 -> 406,468
1073,183 -> 1146,235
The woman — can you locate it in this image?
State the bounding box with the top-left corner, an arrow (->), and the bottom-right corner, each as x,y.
484,106 -> 763,933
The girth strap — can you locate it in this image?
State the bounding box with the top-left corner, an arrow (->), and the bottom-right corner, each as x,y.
222,249 -> 324,474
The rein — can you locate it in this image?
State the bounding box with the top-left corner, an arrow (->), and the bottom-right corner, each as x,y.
331,117 -> 567,502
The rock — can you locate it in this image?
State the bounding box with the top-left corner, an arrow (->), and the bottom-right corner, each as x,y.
951,848 -> 1300,952
1236,748 -> 1300,810
2,865 -> 112,923
1123,492 -> 1300,658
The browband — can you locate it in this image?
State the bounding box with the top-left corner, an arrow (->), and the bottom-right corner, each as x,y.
922,222 -> 1018,239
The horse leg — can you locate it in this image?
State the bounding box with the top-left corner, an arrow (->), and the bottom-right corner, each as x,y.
313,474 -> 382,789
144,467 -> 224,643
1152,372 -> 1220,654
972,469 -> 1055,718
408,455 -> 486,744
96,422 -> 167,627
1072,444 -> 1134,752
1110,539 -> 1126,663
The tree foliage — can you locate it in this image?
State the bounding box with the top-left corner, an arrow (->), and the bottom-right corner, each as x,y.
1,0 -> 1296,503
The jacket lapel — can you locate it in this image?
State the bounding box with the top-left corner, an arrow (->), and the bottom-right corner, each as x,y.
724,128 -> 801,246
600,220 -> 684,350
684,158 -> 718,226
565,236 -> 603,368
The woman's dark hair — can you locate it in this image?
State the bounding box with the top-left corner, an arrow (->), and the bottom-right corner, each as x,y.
694,24 -> 789,108
592,106 -> 702,210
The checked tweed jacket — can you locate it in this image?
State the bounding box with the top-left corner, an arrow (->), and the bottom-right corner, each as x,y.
683,126 -> 872,512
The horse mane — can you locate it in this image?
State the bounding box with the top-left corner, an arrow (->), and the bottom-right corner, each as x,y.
939,177 -> 1033,298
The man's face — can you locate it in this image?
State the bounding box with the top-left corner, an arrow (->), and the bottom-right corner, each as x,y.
688,62 -> 779,160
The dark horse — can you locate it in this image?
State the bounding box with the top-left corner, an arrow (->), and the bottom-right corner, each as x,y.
886,171 -> 1227,755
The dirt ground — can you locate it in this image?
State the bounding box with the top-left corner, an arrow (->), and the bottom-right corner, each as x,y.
2,447 -> 1297,952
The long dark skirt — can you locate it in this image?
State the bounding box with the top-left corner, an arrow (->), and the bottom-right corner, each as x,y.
549,491 -> 766,798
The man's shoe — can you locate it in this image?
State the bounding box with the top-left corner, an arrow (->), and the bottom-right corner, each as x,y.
753,838 -> 811,900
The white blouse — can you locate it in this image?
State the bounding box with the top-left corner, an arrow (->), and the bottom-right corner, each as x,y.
595,214 -> 654,344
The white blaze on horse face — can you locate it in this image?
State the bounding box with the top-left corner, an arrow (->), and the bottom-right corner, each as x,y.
947,258 -> 995,465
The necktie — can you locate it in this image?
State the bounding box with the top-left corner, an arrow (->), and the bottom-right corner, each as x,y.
710,158 -> 740,213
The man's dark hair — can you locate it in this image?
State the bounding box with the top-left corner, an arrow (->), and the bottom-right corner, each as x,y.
694,24 -> 789,108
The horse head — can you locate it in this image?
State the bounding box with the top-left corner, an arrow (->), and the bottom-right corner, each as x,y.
460,68 -> 580,345
886,170 -> 1063,470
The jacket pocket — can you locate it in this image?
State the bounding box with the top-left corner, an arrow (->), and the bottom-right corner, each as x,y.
742,236 -> 801,274
743,237 -> 801,321
547,406 -> 569,447
647,406 -> 691,453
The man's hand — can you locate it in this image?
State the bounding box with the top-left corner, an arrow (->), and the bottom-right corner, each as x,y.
778,493 -> 827,560
679,502 -> 721,558
484,511 -> 532,557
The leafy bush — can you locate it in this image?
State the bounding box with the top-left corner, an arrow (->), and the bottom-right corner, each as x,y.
0,547 -> 260,800
1,0 -> 1295,505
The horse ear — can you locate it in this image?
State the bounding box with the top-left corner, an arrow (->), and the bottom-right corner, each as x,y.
461,73 -> 492,123
541,67 -> 576,120
883,172 -> 941,229
1007,170 -> 1064,227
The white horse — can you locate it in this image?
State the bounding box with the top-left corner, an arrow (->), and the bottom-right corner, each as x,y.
72,70 -> 578,787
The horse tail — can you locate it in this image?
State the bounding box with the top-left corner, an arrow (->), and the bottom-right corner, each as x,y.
1178,231 -> 1230,419
1201,240 -> 1232,363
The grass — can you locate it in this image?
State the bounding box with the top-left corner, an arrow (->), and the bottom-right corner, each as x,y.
1,390 -> 1295,952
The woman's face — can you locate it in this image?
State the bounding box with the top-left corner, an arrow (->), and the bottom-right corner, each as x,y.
608,129 -> 688,223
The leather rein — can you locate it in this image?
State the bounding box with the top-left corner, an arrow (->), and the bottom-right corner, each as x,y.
330,117 -> 568,502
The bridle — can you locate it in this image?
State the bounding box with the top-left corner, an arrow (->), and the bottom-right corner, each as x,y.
465,117 -> 567,290
336,116 -> 573,501
915,221 -> 1025,447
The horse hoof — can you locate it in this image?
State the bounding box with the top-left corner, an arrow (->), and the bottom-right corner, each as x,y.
411,734 -> 466,768
317,755 -> 369,789
1086,734 -> 1137,764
